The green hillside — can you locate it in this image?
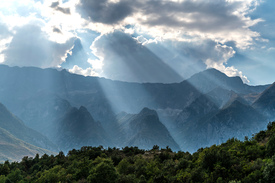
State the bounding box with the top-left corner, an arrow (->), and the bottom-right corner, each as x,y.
1,122 -> 275,182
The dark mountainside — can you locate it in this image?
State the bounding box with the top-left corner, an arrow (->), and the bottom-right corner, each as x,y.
253,82 -> 275,120
176,100 -> 267,152
116,108 -> 180,151
0,64 -> 273,154
53,106 -> 112,152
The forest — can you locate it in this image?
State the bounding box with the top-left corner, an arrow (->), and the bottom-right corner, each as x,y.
0,122 -> 275,183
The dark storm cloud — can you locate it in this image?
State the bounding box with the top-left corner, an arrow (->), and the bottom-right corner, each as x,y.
56,7 -> 71,14
50,1 -> 71,14
50,2 -> 59,8
76,0 -> 134,24
53,27 -> 62,34
76,0 -> 252,33
140,0 -> 245,32
93,31 -> 183,83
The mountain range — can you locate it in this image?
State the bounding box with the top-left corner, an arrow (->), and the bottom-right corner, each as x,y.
0,64 -> 274,159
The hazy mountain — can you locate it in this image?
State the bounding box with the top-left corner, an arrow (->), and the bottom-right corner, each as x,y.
17,95 -> 72,137
53,106 -> 111,152
0,127 -> 54,162
0,64 -> 272,153
179,100 -> 267,152
167,95 -> 219,150
0,103 -> 57,151
187,68 -> 269,94
206,87 -> 238,108
116,108 -> 180,151
253,83 -> 275,120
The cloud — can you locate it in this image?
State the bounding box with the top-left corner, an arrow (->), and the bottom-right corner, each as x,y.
50,1 -> 71,14
50,2 -> 59,8
2,23 -> 75,68
0,0 -> 268,84
69,65 -> 98,76
90,31 -> 183,83
88,30 -> 250,83
53,27 -> 62,33
62,38 -> 90,69
0,23 -> 11,39
76,0 -> 133,24
76,0 -> 263,48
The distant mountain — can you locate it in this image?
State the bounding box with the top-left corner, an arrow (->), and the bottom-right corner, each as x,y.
53,106 -> 111,152
206,87 -> 238,108
16,95 -> 72,138
116,108 -> 180,151
187,68 -> 269,94
0,64 -> 271,153
0,103 -> 57,151
253,83 -> 275,120
0,127 -> 54,162
179,100 -> 267,152
165,95 -> 219,150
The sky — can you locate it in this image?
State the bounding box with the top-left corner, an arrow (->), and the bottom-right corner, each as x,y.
0,0 -> 274,85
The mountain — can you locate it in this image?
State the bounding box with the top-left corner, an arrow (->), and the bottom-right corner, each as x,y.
0,103 -> 57,151
0,64 -> 271,153
164,95 -> 219,150
116,108 -> 180,151
206,87 -> 238,108
0,127 -> 54,162
16,95 -> 72,138
178,100 -> 267,152
253,82 -> 275,120
53,106 -> 111,152
187,68 -> 269,94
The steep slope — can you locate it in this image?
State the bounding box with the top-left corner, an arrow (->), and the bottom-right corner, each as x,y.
165,95 -> 219,150
116,108 -> 180,151
206,87 -> 238,108
0,103 -> 57,151
16,95 -> 72,137
0,127 -> 54,162
53,106 -> 111,152
253,82 -> 275,120
179,100 -> 267,152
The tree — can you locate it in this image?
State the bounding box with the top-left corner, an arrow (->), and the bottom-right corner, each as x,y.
267,134 -> 275,157
6,169 -> 23,183
263,156 -> 275,183
88,159 -> 118,183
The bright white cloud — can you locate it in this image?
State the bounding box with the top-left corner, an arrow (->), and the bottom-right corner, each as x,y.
2,23 -> 75,68
69,65 -> 98,76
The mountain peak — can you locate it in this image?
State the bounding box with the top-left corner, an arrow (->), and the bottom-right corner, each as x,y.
139,107 -> 158,116
202,68 -> 227,77
187,68 -> 245,94
79,106 -> 88,113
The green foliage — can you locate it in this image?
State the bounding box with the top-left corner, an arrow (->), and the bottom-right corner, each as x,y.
267,134 -> 275,157
263,155 -> 275,183
88,158 -> 118,183
0,122 -> 274,182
